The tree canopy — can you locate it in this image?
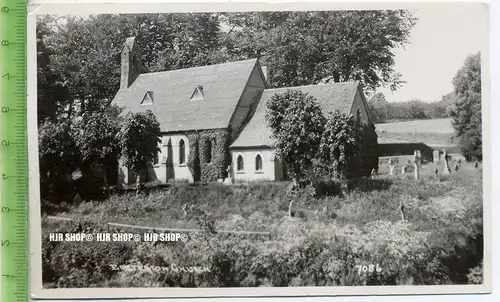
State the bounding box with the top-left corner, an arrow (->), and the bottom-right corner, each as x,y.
37,11 -> 416,124
449,52 -> 482,161
223,11 -> 416,91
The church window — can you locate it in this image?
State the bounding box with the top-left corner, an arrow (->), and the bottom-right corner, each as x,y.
255,154 -> 263,172
205,140 -> 212,163
237,155 -> 244,171
179,139 -> 186,165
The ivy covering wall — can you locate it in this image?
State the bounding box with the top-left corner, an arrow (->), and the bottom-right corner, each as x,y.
186,129 -> 231,182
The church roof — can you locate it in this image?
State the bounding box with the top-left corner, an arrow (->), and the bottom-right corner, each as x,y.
111,58 -> 259,132
230,81 -> 360,148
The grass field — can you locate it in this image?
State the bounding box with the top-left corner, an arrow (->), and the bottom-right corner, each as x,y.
375,118 -> 455,134
41,160 -> 483,288
375,118 -> 457,146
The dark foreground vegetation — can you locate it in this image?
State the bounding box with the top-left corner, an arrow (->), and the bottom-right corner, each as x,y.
42,162 -> 483,288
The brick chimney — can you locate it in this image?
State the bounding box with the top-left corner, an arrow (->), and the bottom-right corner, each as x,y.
120,37 -> 142,91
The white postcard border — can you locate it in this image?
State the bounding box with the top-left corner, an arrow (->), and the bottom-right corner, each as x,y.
26,1 -> 492,299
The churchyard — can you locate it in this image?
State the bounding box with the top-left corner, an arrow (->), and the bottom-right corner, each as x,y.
41,154 -> 483,288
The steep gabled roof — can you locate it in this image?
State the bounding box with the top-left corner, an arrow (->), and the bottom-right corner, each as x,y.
230,81 -> 360,148
111,58 -> 259,132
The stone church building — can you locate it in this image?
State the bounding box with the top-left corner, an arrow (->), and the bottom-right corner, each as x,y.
111,37 -> 377,184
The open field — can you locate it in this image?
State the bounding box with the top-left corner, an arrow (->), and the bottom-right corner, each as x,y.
375,118 -> 457,147
41,161 -> 483,288
375,118 -> 455,134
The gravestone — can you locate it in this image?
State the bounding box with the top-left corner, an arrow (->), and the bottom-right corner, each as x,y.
181,203 -> 188,218
412,150 -> 420,180
389,158 -> 396,176
442,151 -> 451,175
223,165 -> 234,185
72,193 -> 82,205
433,150 -> 440,163
399,200 -> 406,222
371,168 -> 376,179
288,200 -> 297,217
416,150 -> 422,165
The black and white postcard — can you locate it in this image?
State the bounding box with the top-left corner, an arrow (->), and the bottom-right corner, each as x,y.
27,1 -> 491,299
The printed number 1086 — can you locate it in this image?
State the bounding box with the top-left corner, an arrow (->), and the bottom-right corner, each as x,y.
356,264 -> 382,275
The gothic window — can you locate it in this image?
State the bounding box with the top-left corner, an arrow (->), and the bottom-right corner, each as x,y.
179,139 -> 186,165
205,140 -> 212,163
237,155 -> 244,171
255,154 -> 263,172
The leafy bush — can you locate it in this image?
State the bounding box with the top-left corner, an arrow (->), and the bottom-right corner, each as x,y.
317,110 -> 364,181
117,110 -> 161,184
265,89 -> 326,187
74,110 -> 121,183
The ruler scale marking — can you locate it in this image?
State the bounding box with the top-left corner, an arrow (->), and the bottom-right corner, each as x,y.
0,0 -> 28,301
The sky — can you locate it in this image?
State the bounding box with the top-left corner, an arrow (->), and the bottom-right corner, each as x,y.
376,3 -> 487,103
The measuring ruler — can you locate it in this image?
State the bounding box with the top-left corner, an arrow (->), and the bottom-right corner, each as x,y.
0,0 -> 28,301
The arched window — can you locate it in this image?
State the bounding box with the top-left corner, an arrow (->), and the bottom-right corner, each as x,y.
255,154 -> 263,171
179,139 -> 186,165
356,108 -> 361,124
204,140 -> 212,163
237,155 -> 244,171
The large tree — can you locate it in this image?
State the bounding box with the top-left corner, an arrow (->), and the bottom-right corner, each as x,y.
449,52 -> 482,161
368,92 -> 389,123
37,16 -> 69,123
224,10 -> 416,92
38,119 -> 80,199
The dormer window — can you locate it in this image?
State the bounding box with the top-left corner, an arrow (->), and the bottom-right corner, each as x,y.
190,85 -> 204,101
141,91 -> 153,105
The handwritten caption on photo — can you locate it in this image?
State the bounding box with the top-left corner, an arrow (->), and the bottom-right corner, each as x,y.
356,264 -> 382,275
48,232 -> 189,242
109,264 -> 211,274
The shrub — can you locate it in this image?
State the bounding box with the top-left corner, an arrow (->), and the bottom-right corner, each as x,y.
265,89 -> 326,187
317,110 -> 364,182
117,110 -> 161,184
